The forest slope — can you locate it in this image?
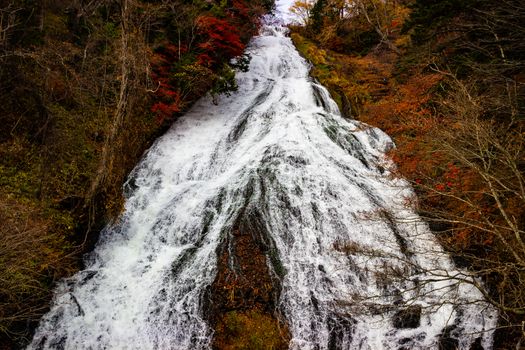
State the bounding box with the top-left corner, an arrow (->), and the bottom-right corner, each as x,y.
0,0 -> 271,346
289,0 -> 524,347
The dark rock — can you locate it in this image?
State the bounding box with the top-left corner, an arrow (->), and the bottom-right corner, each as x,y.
439,325 -> 459,350
470,337 -> 484,350
393,305 -> 422,329
328,315 -> 355,350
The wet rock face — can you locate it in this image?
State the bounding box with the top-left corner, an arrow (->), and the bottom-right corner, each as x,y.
438,325 -> 484,350
393,305 -> 422,329
439,325 -> 460,350
209,216 -> 290,349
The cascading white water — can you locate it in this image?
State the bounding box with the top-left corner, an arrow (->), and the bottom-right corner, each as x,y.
30,2 -> 497,349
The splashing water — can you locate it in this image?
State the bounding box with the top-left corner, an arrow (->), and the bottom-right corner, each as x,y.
30,3 -> 497,349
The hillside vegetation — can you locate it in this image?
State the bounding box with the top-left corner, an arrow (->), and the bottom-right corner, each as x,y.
289,0 -> 524,347
0,0 -> 271,346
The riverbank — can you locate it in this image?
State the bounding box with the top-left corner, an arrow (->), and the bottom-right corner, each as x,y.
0,0 -> 272,346
288,0 -> 524,346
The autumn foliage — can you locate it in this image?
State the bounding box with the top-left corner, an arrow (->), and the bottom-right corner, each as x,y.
291,0 -> 525,346
149,0 -> 267,123
0,0 -> 273,346
150,44 -> 183,121
196,16 -> 244,66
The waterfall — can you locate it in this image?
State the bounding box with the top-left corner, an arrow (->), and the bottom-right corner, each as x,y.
29,2 -> 497,349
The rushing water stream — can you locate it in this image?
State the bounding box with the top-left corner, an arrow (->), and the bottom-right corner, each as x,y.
30,2 -> 497,349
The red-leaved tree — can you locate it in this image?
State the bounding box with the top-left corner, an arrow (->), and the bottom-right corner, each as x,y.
196,15 -> 244,67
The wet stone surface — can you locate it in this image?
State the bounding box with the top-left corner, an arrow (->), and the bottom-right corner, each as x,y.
393,305 -> 422,329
